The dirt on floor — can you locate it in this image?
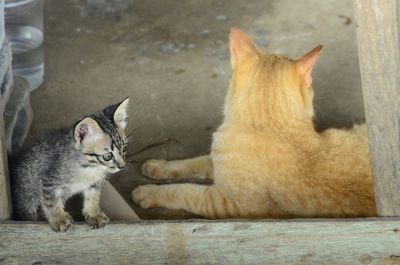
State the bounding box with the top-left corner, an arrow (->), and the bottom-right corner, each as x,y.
29,0 -> 364,219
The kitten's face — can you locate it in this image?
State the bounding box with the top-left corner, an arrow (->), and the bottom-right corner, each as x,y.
226,28 -> 322,123
74,98 -> 129,174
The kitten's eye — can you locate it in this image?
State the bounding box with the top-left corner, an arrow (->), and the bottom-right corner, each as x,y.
102,152 -> 114,161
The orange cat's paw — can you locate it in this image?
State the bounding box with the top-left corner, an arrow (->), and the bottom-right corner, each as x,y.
131,184 -> 161,209
141,159 -> 168,180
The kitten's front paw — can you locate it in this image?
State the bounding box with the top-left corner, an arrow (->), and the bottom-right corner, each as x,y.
85,212 -> 109,229
131,184 -> 161,209
48,213 -> 73,232
141,159 -> 167,180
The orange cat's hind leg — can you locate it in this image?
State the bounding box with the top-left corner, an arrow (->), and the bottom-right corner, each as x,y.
131,184 -> 236,218
141,155 -> 213,180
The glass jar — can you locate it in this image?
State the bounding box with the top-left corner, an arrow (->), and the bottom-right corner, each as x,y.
5,0 -> 44,91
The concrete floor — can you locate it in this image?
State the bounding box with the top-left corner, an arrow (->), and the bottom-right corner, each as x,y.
30,0 -> 364,219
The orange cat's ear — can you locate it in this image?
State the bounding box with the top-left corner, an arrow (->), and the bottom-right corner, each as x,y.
229,28 -> 260,69
295,45 -> 323,86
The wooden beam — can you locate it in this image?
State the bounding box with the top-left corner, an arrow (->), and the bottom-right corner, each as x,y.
0,0 -> 11,221
0,116 -> 11,220
1,219 -> 400,264
353,0 -> 400,216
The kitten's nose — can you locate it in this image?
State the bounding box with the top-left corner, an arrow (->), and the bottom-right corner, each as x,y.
117,160 -> 126,169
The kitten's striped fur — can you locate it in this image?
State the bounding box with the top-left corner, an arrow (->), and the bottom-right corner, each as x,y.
10,98 -> 129,231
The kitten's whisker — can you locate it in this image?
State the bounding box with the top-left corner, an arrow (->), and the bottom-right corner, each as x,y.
125,126 -> 139,136
313,103 -> 324,117
127,137 -> 179,157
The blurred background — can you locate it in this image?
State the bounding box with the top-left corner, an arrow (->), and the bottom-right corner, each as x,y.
19,0 -> 364,219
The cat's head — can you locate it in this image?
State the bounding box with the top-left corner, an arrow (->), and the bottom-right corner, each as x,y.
225,28 -> 322,127
73,98 -> 130,174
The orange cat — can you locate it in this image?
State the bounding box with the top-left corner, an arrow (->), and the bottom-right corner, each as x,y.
132,28 -> 376,218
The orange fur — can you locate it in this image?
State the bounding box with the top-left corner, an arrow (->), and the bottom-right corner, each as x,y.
132,28 -> 376,219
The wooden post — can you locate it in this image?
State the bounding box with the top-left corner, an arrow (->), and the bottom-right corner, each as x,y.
0,115 -> 11,220
353,0 -> 400,216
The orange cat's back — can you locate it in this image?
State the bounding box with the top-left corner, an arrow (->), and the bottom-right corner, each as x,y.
212,120 -> 375,218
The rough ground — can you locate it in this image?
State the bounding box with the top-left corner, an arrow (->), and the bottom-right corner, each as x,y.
30,0 -> 363,219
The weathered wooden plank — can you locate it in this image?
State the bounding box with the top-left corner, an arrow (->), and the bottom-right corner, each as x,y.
0,115 -> 11,220
1,219 -> 400,265
353,0 -> 400,216
0,0 -> 11,221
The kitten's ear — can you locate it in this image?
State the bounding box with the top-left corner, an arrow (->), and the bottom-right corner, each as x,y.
295,45 -> 323,86
103,98 -> 130,130
229,28 -> 260,69
74,117 -> 104,146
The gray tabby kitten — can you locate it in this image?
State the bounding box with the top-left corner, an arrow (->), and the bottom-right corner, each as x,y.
9,98 -> 129,232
